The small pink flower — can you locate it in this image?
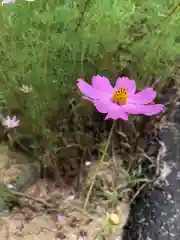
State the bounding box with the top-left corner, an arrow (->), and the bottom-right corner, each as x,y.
77,76 -> 164,120
7,183 -> 16,189
2,0 -> 15,5
57,215 -> 63,222
3,116 -> 20,129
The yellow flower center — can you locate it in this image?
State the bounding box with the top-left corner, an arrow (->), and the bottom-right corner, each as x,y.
112,88 -> 128,105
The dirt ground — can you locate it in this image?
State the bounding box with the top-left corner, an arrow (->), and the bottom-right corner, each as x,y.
0,203 -> 129,240
0,213 -> 57,240
0,179 -> 129,240
0,144 -> 130,240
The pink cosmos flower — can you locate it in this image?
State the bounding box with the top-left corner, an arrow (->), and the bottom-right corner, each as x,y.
2,116 -> 20,129
77,76 -> 164,120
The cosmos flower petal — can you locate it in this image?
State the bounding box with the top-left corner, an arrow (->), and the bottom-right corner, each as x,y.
77,79 -> 102,100
105,109 -> 128,120
7,116 -> 11,121
94,99 -> 111,113
104,104 -> 128,120
12,116 -> 17,121
95,98 -> 129,120
131,88 -> 156,104
138,104 -> 164,116
115,77 -> 136,95
122,103 -> 142,114
14,121 -> 20,127
92,75 -> 114,94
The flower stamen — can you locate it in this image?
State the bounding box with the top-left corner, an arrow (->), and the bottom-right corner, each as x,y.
112,88 -> 128,105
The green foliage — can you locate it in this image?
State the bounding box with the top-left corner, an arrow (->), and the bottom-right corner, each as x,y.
0,184 -> 17,212
0,0 -> 179,138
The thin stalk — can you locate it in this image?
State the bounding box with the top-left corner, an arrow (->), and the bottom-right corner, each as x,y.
83,121 -> 116,211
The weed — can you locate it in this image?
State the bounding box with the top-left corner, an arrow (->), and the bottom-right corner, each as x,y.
0,1 -> 178,239
0,0 -> 178,145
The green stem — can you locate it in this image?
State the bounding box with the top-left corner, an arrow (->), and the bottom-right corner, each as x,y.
83,120 -> 116,211
75,0 -> 92,32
